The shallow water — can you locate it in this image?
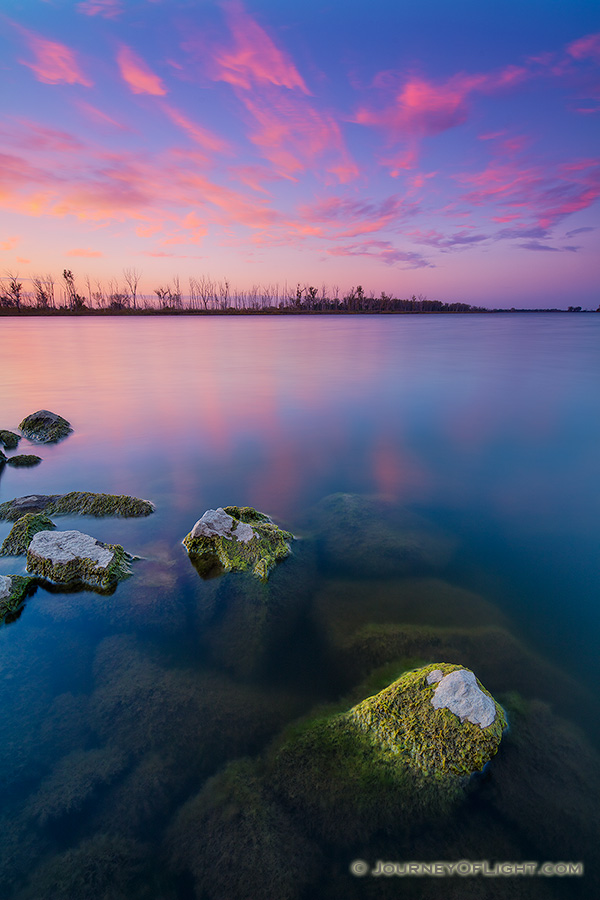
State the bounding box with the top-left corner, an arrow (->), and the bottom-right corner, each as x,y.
1,314 -> 598,899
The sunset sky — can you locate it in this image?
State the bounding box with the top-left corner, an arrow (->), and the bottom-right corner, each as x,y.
1,0 -> 598,308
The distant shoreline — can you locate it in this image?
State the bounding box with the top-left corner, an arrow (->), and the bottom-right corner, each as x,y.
1,307 -> 596,317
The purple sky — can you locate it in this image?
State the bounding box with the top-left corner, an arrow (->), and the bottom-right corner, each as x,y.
1,0 -> 599,307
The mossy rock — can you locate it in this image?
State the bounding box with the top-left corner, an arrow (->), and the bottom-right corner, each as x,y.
268,664 -> 504,844
0,574 -> 37,621
183,506 -> 293,581
0,430 -> 20,450
1,514 -> 56,556
18,410 -> 72,443
0,491 -> 155,521
6,455 -> 42,468
26,530 -> 133,591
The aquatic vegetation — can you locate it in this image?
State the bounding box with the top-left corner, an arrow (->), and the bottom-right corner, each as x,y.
183,505 -> 293,581
5,455 -> 42,467
0,429 -> 20,449
167,758 -> 322,900
0,491 -> 155,521
26,747 -> 128,826
304,492 -> 454,577
1,513 -> 56,556
26,530 -> 133,590
0,574 -> 37,620
18,410 -> 72,443
14,833 -> 149,900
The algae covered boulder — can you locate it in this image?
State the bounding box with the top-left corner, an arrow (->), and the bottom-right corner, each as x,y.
183,506 -> 293,580
6,455 -> 42,468
0,430 -> 20,450
0,574 -> 37,621
270,663 -> 505,844
26,530 -> 132,591
0,491 -> 155,521
19,410 -> 72,443
1,513 -> 56,556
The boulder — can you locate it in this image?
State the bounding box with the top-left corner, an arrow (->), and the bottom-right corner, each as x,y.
0,430 -> 20,450
19,410 -> 72,443
183,506 -> 293,581
1,513 -> 57,556
6,454 -> 42,468
0,491 -> 155,521
269,663 -> 506,844
26,530 -> 132,590
0,574 -> 37,620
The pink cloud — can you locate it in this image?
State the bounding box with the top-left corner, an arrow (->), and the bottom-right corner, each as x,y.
75,101 -> 131,131
116,45 -> 167,95
19,28 -> 93,86
77,0 -> 123,17
326,239 -> 429,268
215,1 -> 310,93
0,236 -> 20,251
567,32 -> 600,61
16,257 -> 30,264
160,103 -> 231,154
66,247 -> 104,257
300,195 -> 414,238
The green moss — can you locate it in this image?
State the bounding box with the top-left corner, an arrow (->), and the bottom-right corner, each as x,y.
183,506 -> 293,581
18,410 -> 72,443
0,430 -> 20,450
1,513 -> 56,556
348,662 -> 507,778
0,491 -> 155,521
27,538 -> 133,590
0,575 -> 37,621
6,454 -> 42,467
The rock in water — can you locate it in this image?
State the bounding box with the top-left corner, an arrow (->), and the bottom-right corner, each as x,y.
0,513 -> 56,556
183,506 -> 293,581
0,491 -> 155,521
27,530 -> 132,590
19,410 -> 72,443
0,430 -> 20,450
348,662 -> 506,777
0,574 -> 37,620
6,454 -> 42,467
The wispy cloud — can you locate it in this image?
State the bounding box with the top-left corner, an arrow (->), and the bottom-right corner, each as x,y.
0,236 -> 20,251
18,27 -> 93,86
327,239 -> 430,268
77,0 -> 123,18
67,247 -> 104,257
116,44 -> 167,95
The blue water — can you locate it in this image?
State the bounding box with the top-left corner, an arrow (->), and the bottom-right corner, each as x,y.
0,313 -> 598,898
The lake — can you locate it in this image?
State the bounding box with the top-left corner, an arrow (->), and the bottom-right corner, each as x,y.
1,313 -> 598,899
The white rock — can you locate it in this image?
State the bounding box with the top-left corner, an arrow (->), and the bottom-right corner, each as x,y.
28,530 -> 114,568
431,668 -> 496,728
426,669 -> 444,684
0,575 -> 11,600
190,508 -> 255,543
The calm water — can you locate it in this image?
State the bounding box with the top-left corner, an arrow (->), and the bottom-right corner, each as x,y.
1,314 -> 599,899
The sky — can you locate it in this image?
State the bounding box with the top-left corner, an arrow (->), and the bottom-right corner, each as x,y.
0,0 -> 599,308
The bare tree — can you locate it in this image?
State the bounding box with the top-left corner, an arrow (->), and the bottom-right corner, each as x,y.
32,274 -> 52,308
62,269 -> 86,310
1,271 -> 23,309
123,267 -> 141,310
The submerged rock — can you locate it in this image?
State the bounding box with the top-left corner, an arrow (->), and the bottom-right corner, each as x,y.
0,574 -> 37,620
19,410 -> 72,443
6,454 -> 42,468
1,513 -> 56,556
0,430 -> 20,450
183,505 -> 293,581
305,492 -> 454,577
26,530 -> 132,590
0,491 -> 155,521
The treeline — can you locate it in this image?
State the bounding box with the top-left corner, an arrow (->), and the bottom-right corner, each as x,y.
0,269 -> 484,314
